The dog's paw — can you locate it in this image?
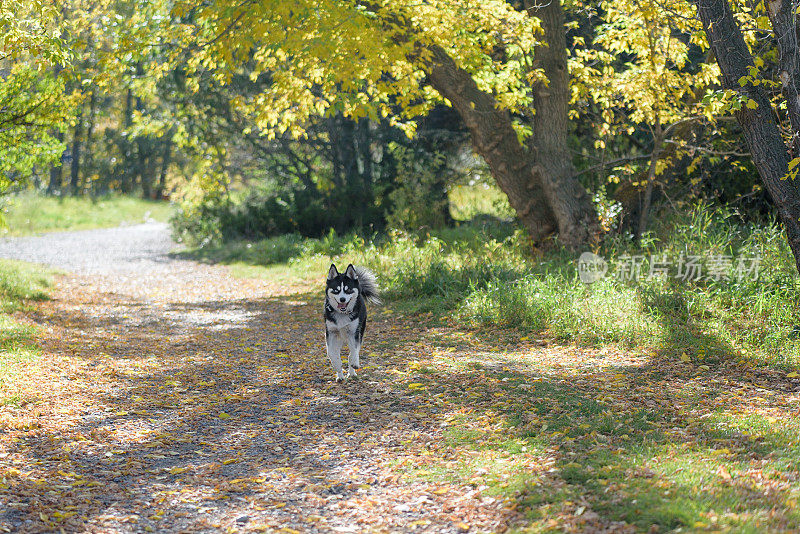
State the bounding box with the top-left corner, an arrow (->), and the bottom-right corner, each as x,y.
335,371 -> 346,382
346,368 -> 358,379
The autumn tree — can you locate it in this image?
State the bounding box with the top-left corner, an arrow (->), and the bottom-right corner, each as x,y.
141,0 -> 599,248
694,0 -> 800,272
0,0 -> 73,192
572,0 -> 720,240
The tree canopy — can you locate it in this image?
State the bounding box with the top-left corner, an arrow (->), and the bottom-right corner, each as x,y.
6,0 -> 800,265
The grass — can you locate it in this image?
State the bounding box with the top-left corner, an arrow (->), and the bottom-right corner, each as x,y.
1,191 -> 174,235
177,202 -> 800,367
384,337 -> 800,532
0,259 -> 53,405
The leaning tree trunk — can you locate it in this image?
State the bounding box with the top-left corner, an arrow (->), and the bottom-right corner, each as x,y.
696,0 -> 800,272
526,0 -> 600,248
765,0 -> 800,155
423,4 -> 599,247
424,45 -> 558,242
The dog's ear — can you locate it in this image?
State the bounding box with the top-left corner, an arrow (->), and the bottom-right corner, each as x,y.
327,264 -> 338,280
345,264 -> 358,279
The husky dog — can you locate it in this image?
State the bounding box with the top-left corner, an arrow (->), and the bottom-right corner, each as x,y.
324,263 -> 380,381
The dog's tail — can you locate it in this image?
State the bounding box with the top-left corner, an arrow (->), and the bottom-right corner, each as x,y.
355,266 -> 382,305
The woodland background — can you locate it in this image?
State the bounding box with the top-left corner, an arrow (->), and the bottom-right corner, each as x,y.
4,0 -> 800,345
4,0 -> 796,245
5,3 -> 800,531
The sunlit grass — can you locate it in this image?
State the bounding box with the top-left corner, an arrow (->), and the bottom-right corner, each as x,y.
0,259 -> 53,404
1,191 -> 174,235
178,203 -> 800,368
448,182 -> 514,221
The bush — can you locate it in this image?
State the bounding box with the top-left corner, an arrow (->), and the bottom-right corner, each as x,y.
385,145 -> 453,230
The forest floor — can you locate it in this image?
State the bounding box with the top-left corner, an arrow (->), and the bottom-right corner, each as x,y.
1,224 -> 799,533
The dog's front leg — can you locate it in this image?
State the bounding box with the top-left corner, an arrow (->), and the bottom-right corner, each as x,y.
346,332 -> 360,379
326,329 -> 346,381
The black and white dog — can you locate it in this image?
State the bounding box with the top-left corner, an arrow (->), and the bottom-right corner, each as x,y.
324,263 -> 380,381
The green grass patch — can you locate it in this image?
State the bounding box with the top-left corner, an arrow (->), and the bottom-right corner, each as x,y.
2,191 -> 174,235
177,203 -> 800,367
448,183 -> 514,221
0,259 -> 53,404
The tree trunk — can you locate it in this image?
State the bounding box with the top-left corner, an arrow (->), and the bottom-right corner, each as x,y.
696,0 -> 800,271
48,130 -> 64,195
69,102 -> 84,195
155,131 -> 173,200
119,88 -> 135,193
83,89 -> 97,195
526,0 -> 600,248
424,44 -> 558,242
47,60 -> 65,196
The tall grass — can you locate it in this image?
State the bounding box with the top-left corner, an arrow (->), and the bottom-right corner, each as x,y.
179,204 -> 800,368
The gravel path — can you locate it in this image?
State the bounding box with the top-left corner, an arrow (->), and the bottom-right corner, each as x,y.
0,223 -> 176,276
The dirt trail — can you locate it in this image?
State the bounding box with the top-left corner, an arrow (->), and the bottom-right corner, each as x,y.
7,226 -> 798,533
0,225 -> 513,533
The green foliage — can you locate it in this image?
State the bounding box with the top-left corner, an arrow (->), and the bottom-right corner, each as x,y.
1,192 -> 173,235
385,145 -> 452,230
0,67 -> 72,183
0,0 -> 70,65
0,1 -> 75,196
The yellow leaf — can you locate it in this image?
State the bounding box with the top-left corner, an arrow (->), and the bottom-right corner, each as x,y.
218,412 -> 230,419
787,371 -> 799,378
746,99 -> 758,109
680,353 -> 691,363
222,458 -> 239,465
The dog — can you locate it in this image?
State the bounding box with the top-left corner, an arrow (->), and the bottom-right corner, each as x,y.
324,263 -> 380,381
